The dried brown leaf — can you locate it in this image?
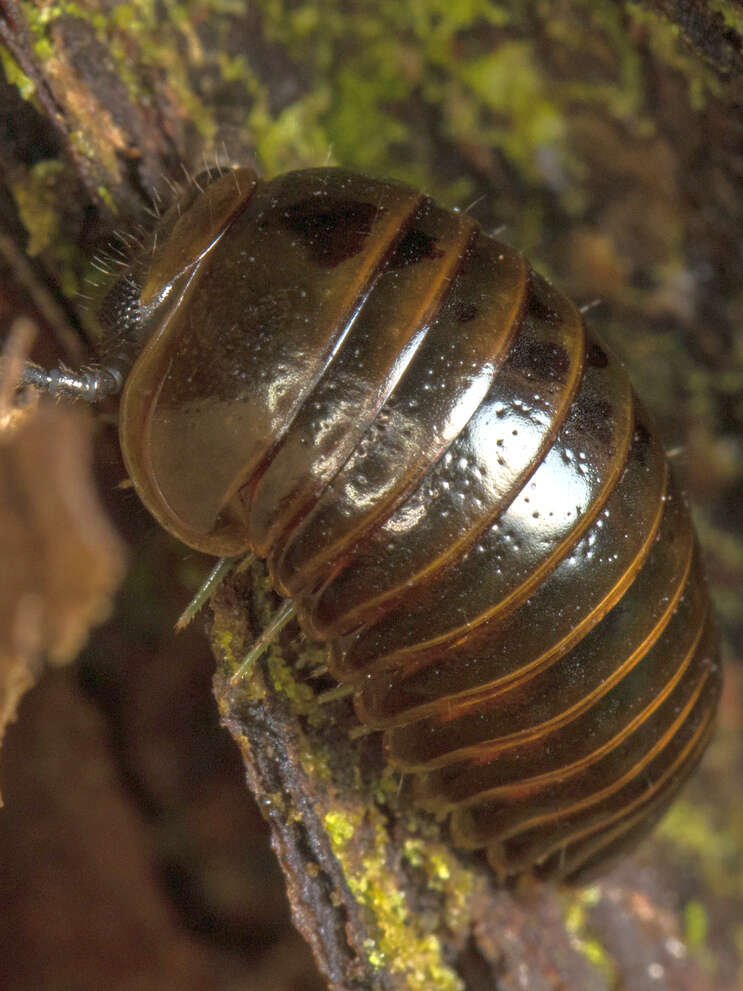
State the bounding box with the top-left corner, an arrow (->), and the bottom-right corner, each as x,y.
0,392 -> 126,776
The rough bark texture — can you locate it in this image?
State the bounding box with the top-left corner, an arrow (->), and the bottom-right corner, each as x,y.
1,2 -> 742,989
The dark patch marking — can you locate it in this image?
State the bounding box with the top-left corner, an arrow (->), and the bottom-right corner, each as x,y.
570,398 -> 615,447
527,277 -> 562,324
455,303 -> 479,323
632,418 -> 652,466
586,342 -> 609,368
515,340 -> 571,383
387,228 -> 443,269
279,197 -> 380,267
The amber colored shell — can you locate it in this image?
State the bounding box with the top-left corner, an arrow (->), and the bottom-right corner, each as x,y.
118,167 -> 721,885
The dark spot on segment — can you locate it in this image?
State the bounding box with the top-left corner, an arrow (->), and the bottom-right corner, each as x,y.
634,420 -> 651,446
526,276 -> 562,324
514,340 -> 570,382
632,418 -> 652,466
570,398 -> 615,447
387,228 -> 444,269
456,303 -> 479,323
586,342 -> 609,368
589,400 -> 614,445
279,197 -> 380,267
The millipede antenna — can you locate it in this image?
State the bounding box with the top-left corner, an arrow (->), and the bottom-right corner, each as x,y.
20,362 -> 124,403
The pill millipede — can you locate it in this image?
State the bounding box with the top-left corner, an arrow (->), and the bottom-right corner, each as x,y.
21,165 -> 721,886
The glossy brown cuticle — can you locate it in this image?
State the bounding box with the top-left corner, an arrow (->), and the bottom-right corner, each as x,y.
109,166 -> 720,886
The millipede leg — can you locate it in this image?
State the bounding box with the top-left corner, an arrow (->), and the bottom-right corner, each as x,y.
230,599 -> 297,683
316,683 -> 355,705
175,554 -> 250,631
348,722 -> 377,740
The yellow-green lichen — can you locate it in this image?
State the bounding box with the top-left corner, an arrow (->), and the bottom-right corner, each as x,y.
295,741 -> 335,785
324,809 -> 356,847
20,0 -> 215,142
266,650 -> 317,714
374,767 -> 407,808
563,886 -> 617,986
66,123 -> 123,196
403,839 -> 450,888
402,836 -> 475,935
211,627 -> 238,667
325,815 -> 464,991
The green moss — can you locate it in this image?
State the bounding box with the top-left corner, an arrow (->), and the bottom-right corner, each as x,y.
707,0 -> 743,38
9,159 -> 86,296
117,1 -> 216,139
694,516 -> 743,626
0,48 -> 35,100
684,899 -> 708,950
22,0 -> 105,58
627,4 -> 722,109
96,184 -> 116,212
659,797 -> 743,900
325,63 -> 411,173
8,0 -> 727,255
249,0 -> 722,225
682,898 -> 721,975
10,160 -> 65,255
254,0 -> 475,199
457,41 -> 567,180
11,153 -> 99,293
212,24 -> 331,173
110,1 -> 154,33
660,799 -> 716,854
251,89 -> 334,175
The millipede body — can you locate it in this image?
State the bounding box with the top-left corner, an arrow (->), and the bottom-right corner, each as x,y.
95,166 -> 721,884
